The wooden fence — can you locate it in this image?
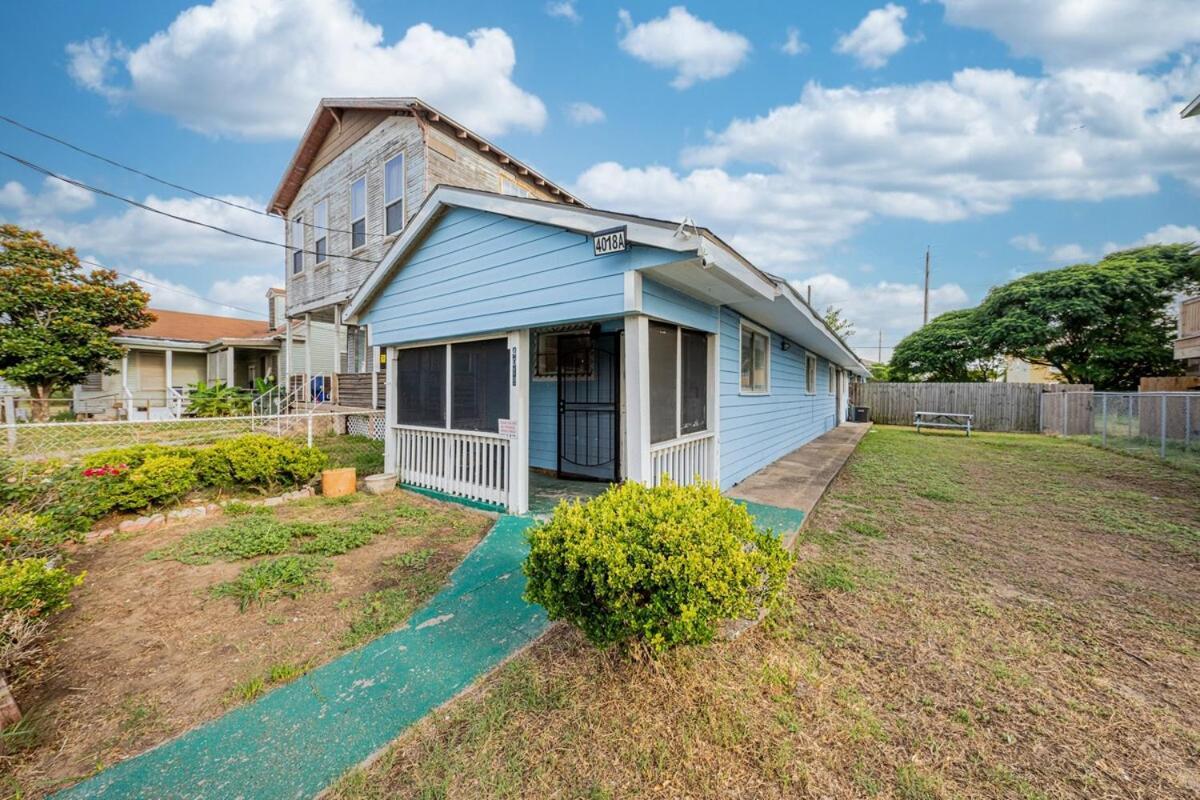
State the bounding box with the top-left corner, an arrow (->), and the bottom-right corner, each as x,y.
850,382 -> 1092,433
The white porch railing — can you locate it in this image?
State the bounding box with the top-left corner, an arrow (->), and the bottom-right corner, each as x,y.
393,425 -> 510,508
649,430 -> 716,487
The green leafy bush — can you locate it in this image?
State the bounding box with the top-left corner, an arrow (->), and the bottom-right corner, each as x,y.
116,454 -> 197,510
0,558 -> 85,615
523,480 -> 793,654
0,511 -> 62,560
193,435 -> 328,491
81,444 -> 191,470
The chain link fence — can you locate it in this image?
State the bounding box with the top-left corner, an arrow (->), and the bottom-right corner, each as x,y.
1041,390 -> 1200,471
2,411 -> 386,474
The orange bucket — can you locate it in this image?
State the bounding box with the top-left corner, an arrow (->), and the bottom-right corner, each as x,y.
321,467 -> 357,498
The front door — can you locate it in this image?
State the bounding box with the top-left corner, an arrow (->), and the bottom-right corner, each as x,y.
557,332 -> 620,482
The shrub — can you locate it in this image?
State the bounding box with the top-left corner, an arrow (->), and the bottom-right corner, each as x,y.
0,558 -> 85,616
523,480 -> 793,654
80,444 -> 190,470
0,512 -> 62,560
193,435 -> 328,491
115,454 -> 197,511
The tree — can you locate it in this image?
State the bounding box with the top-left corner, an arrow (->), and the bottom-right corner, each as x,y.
977,245 -> 1200,389
868,362 -> 891,382
0,225 -> 153,420
889,308 -> 1001,382
823,305 -> 856,339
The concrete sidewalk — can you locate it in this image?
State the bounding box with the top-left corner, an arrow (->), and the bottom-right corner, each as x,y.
727,423 -> 871,547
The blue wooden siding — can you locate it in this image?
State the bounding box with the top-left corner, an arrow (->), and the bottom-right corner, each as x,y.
642,278 -> 720,333
362,208 -> 679,346
530,378 -> 557,471
718,307 -> 838,489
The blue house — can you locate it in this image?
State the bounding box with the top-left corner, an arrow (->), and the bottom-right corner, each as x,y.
344,186 -> 869,513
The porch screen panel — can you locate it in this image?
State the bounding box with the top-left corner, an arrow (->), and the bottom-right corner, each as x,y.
680,329 -> 708,435
451,338 -> 509,433
649,322 -> 678,444
396,345 -> 446,427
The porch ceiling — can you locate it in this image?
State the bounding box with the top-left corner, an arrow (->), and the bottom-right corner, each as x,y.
640,257 -> 762,306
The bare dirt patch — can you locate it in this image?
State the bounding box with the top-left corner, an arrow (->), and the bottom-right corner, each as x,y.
331,428 -> 1200,800
2,491 -> 491,798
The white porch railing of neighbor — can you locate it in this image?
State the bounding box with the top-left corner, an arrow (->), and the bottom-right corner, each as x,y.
393,425 -> 510,507
649,431 -> 716,487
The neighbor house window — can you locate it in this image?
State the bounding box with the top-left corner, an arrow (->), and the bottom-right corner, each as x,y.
314,199 -> 328,264
385,154 -> 405,235
396,345 -> 445,427
350,177 -> 366,250
806,354 -> 817,394
291,215 -> 304,274
649,322 -> 710,444
739,321 -> 769,394
499,175 -> 532,198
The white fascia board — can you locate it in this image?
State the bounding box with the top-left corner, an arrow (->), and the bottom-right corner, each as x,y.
112,337 -> 207,351
776,286 -> 871,376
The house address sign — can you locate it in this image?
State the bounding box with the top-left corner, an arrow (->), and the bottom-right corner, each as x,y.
593,226 -> 628,257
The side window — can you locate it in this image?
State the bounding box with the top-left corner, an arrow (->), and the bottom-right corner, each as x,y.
806,354 -> 817,394
385,154 -> 405,235
350,177 -> 366,250
828,364 -> 836,394
739,322 -> 769,394
314,199 -> 328,264
291,215 -> 304,274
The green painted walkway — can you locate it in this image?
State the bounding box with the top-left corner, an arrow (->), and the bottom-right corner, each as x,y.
53,498 -> 803,800
54,514 -> 546,800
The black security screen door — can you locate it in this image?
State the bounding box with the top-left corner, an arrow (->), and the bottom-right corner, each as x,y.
557,332 -> 620,482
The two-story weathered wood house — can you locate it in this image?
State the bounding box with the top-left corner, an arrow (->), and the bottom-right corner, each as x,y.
267,98 -> 583,405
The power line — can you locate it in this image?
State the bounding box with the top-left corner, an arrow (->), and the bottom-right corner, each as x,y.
0,148 -> 376,264
0,112 -> 389,240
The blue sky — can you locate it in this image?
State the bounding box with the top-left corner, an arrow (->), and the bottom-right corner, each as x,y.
1,0 -> 1198,359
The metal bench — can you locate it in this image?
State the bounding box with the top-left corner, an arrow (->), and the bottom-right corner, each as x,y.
914,411 -> 973,436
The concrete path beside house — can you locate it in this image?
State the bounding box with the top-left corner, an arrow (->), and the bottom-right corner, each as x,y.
53,514 -> 547,800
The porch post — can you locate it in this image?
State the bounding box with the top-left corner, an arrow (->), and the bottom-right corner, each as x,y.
284,321 -> 293,384
384,345 -> 397,476
707,329 -> 720,486
370,335 -> 380,410
304,313 -> 313,402
226,347 -> 236,388
331,303 -> 342,403
624,314 -> 652,484
507,329 -> 530,514
165,349 -> 173,391
121,352 -> 130,420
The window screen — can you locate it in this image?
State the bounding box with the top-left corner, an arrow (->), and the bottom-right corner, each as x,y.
649,322 -> 678,444
680,329 -> 708,435
396,345 -> 445,427
740,325 -> 768,392
451,339 -> 509,433
385,154 -> 404,235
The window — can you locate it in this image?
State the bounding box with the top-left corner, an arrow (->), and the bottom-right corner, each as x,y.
649,322 -> 678,444
499,175 -> 532,198
314,199 -> 328,264
680,329 -> 708,435
649,323 -> 710,444
451,339 -> 510,432
534,332 -> 592,378
806,354 -> 817,394
291,216 -> 304,274
739,322 -> 769,394
396,345 -> 445,427
350,177 -> 366,250
385,154 -> 405,235
828,364 -> 836,395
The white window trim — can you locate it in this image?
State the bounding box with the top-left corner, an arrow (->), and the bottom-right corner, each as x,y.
828,363 -> 836,395
290,214 -> 305,274
384,153 -> 406,236
806,353 -> 818,395
349,176 -> 367,253
314,198 -> 329,265
738,318 -> 771,396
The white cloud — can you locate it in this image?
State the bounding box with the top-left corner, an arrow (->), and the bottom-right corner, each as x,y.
545,1 -> 580,23
567,102 -> 606,125
66,0 -> 547,139
1009,233 -> 1044,252
796,273 -> 971,362
617,6 -> 751,89
1050,243 -> 1089,262
835,4 -> 911,69
1100,223 -> 1200,255
939,0 -> 1200,70
0,177 -> 95,216
782,28 -> 808,56
122,268 -> 275,318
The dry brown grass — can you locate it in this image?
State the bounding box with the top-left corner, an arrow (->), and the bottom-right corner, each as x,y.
332,427 -> 1200,800
1,490 -> 491,799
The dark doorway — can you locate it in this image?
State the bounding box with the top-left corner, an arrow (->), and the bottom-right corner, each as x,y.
557,331 -> 620,482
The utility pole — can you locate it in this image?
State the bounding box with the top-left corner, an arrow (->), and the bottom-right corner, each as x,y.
806,284 -> 812,305
923,246 -> 931,326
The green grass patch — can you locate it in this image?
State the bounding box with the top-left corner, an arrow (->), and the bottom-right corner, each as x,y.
227,660 -> 314,704
895,764 -> 941,800
384,548 -> 434,570
843,520 -> 885,539
210,555 -> 332,611
313,434 -> 385,476
798,560 -> 857,592
151,515 -> 395,564
221,500 -> 273,517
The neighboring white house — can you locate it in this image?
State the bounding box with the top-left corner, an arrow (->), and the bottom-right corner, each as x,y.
74,289 -> 343,419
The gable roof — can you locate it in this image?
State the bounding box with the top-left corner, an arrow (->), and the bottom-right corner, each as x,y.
1184,93 -> 1200,119
344,185 -> 870,376
267,98 -> 585,216
118,309 -> 275,343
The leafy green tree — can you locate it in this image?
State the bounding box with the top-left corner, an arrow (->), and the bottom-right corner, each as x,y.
977,245 -> 1200,389
868,362 -> 891,382
0,225 -> 153,420
823,305 -> 856,339
889,309 -> 1001,382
